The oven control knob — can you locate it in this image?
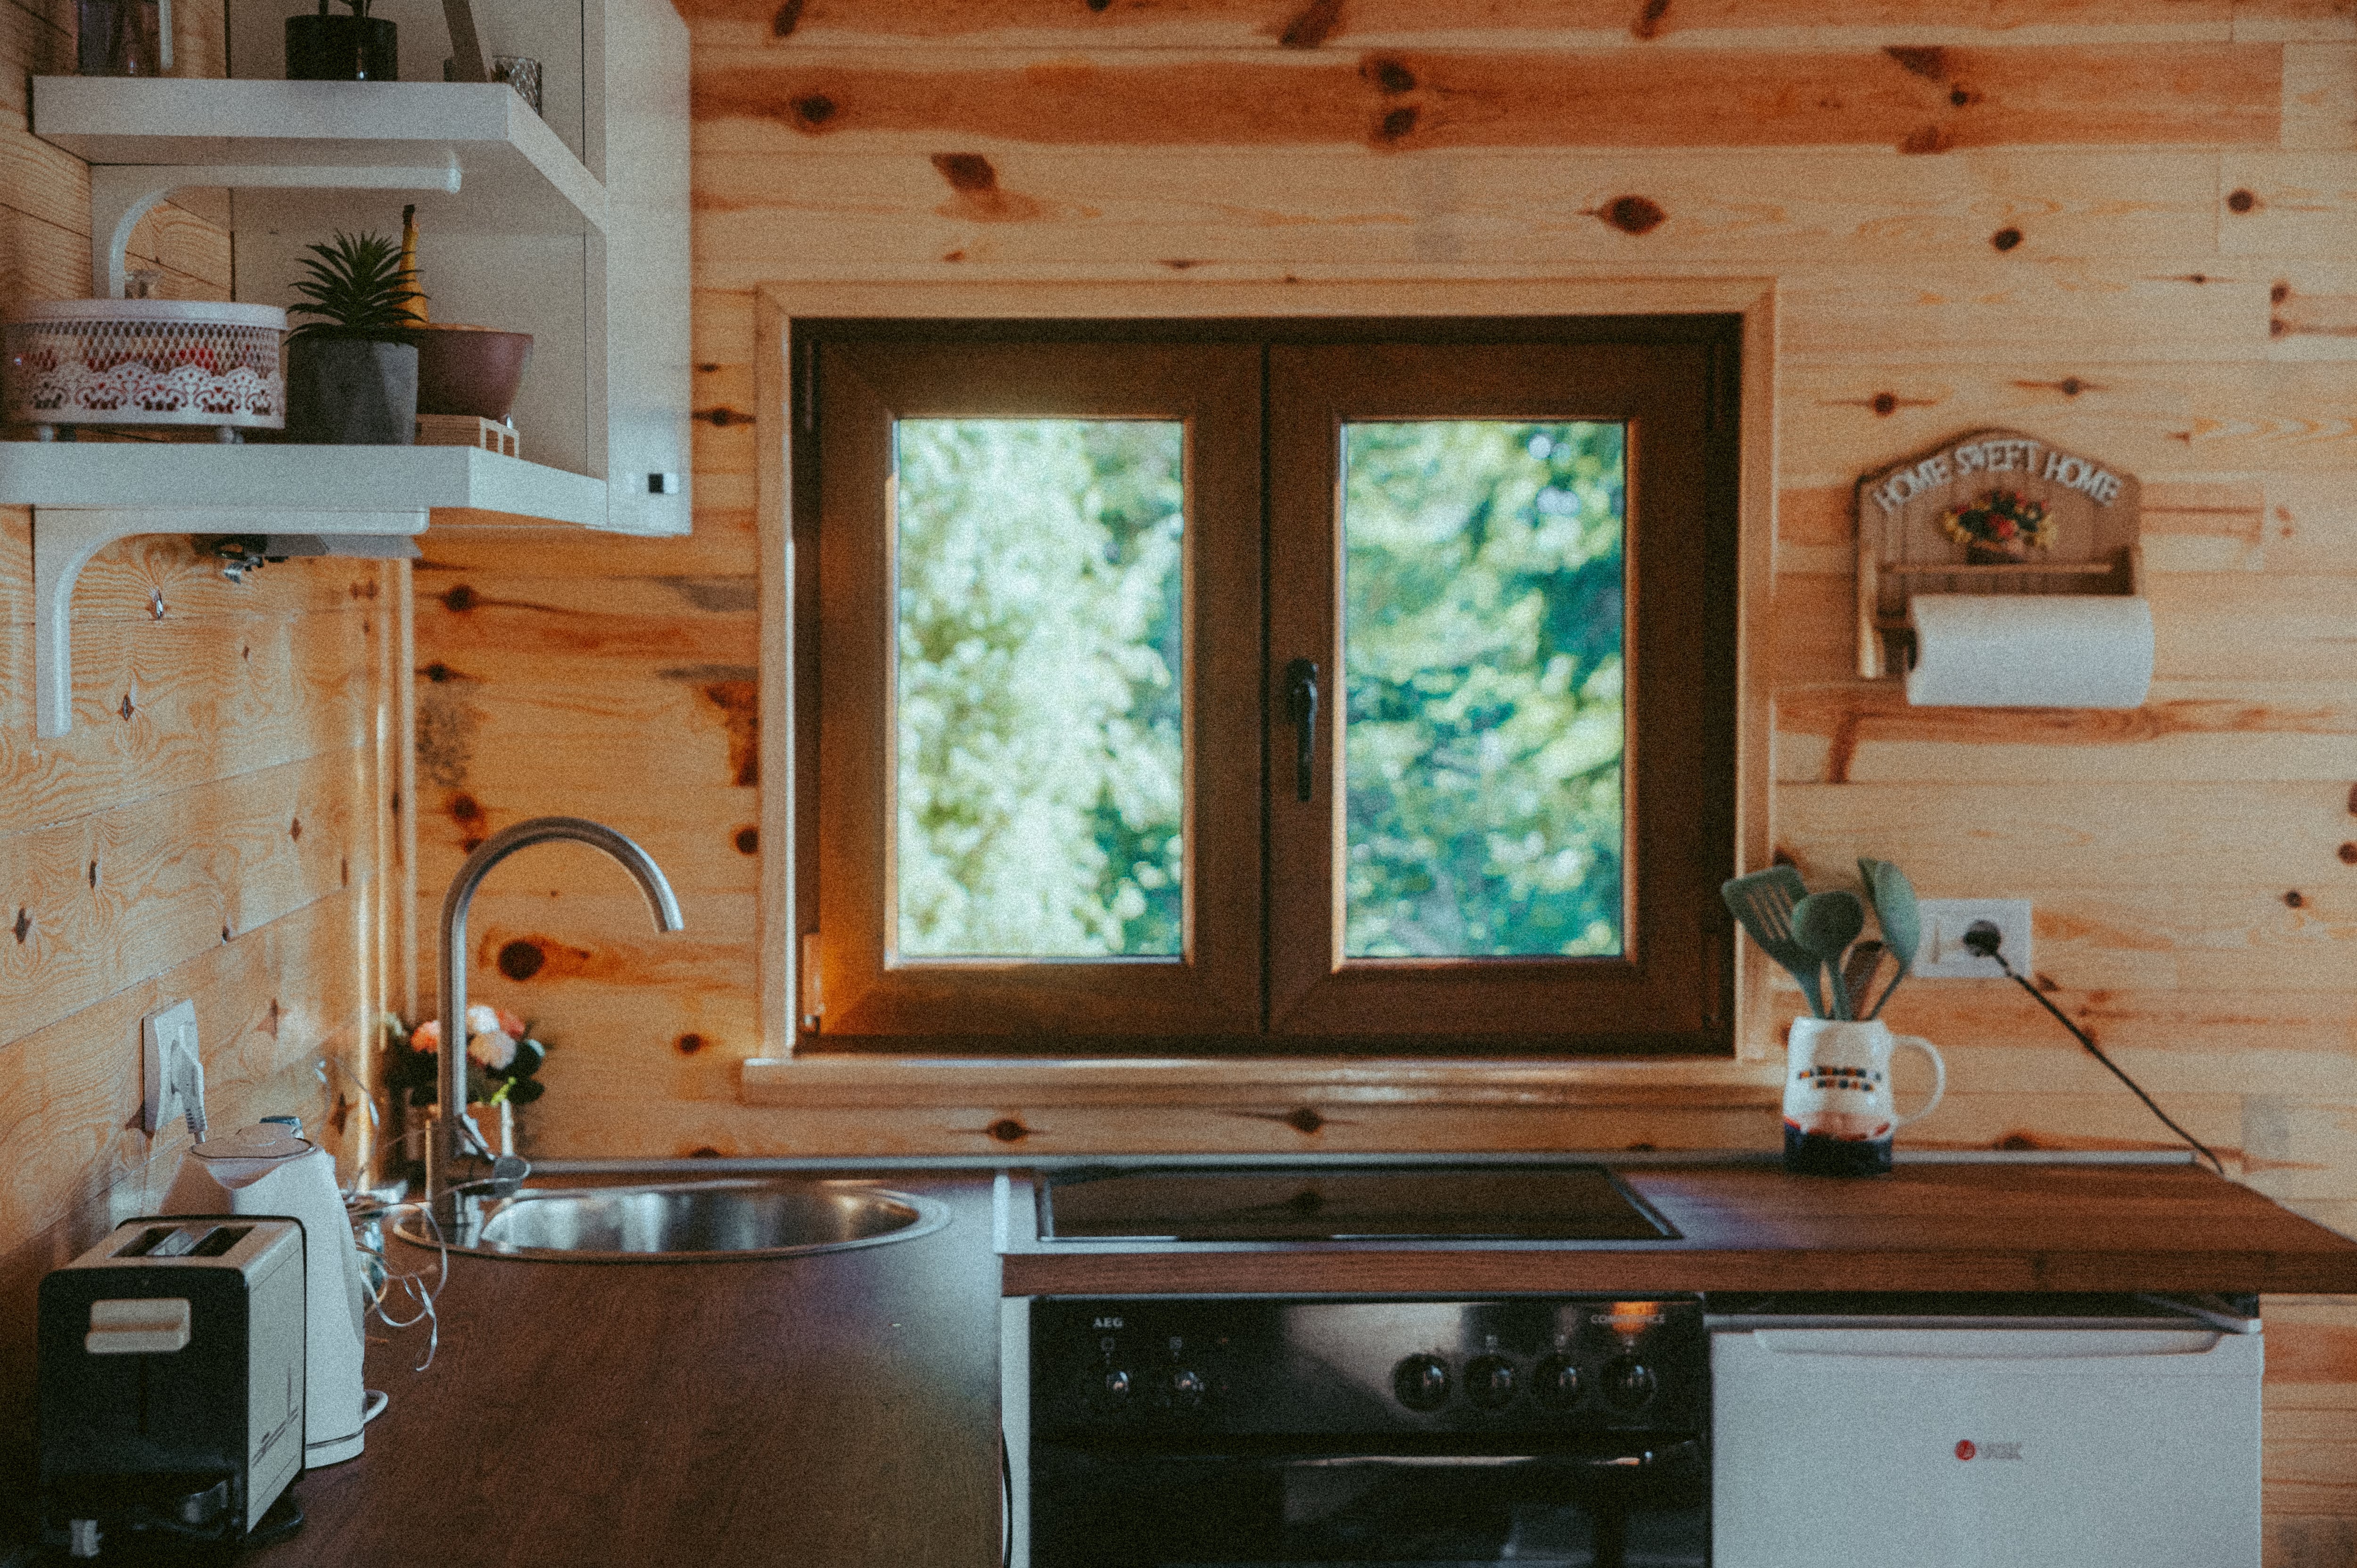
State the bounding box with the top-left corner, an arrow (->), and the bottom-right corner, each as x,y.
1393,1354 -> 1452,1411
1534,1355 -> 1582,1408
1603,1357 -> 1657,1412
1102,1369 -> 1133,1400
1168,1369 -> 1206,1409
1465,1355 -> 1517,1409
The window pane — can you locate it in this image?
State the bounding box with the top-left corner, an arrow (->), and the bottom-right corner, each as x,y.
1341,421 -> 1627,959
893,419 -> 1186,958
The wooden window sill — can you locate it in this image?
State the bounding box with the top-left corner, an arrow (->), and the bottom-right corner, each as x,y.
738,1055 -> 1785,1111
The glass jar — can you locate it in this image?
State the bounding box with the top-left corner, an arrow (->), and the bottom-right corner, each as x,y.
77,0 -> 170,75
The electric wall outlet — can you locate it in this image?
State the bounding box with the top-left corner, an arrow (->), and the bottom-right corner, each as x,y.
141,999 -> 203,1136
1914,899 -> 2034,979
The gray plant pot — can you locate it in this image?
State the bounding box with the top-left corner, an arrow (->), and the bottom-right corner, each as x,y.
285,337 -> 418,444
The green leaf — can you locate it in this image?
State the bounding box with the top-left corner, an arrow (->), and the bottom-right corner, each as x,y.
285,229 -> 425,343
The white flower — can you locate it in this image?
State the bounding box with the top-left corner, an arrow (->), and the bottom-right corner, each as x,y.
467,1027 -> 519,1071
465,1003 -> 503,1037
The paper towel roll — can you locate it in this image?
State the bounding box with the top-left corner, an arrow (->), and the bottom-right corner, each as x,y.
1905,594 -> 2153,708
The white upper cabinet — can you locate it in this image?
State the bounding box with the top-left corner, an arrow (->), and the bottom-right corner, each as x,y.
22,0 -> 691,534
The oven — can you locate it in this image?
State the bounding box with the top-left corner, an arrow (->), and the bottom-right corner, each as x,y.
1007,1294 -> 1709,1568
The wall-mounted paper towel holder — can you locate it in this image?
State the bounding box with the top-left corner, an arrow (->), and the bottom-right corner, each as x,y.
1855,427 -> 2144,691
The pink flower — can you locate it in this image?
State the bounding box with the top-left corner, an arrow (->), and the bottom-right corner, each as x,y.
412,1019 -> 442,1052
468,1028 -> 519,1071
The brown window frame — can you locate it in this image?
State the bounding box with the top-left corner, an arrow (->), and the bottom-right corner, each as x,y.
792,317 -> 1741,1059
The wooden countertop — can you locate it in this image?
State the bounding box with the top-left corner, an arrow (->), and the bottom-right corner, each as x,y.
998,1161 -> 2357,1297
247,1178 -> 1004,1568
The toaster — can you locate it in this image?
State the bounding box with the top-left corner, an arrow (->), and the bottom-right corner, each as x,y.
38,1216 -> 307,1558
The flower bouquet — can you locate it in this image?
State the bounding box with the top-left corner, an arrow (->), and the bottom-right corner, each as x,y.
381,1005 -> 550,1160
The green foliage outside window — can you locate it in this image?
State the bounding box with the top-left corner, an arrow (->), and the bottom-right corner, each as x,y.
889,415 -> 1627,965
1343,420 -> 1627,958
894,419 -> 1185,958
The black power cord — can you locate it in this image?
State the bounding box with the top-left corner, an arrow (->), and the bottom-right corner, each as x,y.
1961,919 -> 2225,1177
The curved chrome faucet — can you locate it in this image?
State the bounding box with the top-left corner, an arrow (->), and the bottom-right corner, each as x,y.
427,817 -> 684,1223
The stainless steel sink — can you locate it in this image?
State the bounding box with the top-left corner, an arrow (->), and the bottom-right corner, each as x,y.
395,1177 -> 952,1261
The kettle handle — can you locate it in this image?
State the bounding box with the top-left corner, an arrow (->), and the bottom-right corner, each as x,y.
1891,1035 -> 1947,1130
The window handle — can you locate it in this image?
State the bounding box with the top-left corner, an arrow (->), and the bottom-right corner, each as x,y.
1284,658 -> 1319,803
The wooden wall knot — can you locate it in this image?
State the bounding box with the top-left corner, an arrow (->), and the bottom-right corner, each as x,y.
1598,196 -> 1666,235
987,1117 -> 1033,1143
1278,0 -> 1344,49
930,152 -> 997,193
1631,0 -> 1671,40
497,939 -> 547,979
12,908 -> 29,944
1884,45 -> 1947,81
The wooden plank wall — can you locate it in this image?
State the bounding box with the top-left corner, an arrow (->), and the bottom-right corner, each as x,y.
408,4 -> 2357,1556
0,0 -> 406,1493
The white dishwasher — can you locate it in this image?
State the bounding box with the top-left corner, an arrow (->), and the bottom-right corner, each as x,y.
1709,1295 -> 2262,1568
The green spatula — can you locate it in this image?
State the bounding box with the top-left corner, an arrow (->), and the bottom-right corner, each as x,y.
1721,866 -> 1827,1019
1857,857 -> 1921,1020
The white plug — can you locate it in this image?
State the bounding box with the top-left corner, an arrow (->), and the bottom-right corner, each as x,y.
141,1000 -> 206,1138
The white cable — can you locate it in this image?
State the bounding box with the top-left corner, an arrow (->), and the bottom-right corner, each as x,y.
362,1199 -> 450,1371
177,1051 -> 206,1141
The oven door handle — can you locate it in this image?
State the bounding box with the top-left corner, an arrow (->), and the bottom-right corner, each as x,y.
1283,1439 -> 1702,1473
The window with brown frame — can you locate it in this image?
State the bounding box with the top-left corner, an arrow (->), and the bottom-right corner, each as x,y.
792,319 -> 1740,1058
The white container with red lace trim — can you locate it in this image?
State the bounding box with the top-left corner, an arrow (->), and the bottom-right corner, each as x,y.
3,298 -> 287,440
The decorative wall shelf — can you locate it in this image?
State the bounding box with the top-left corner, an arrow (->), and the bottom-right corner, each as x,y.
8,442 -> 610,733
0,441 -> 605,522
0,441 -> 608,518
24,0 -> 691,536
35,79 -> 606,299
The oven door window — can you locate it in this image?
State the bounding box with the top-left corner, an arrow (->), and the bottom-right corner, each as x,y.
1029,1444 -> 1707,1567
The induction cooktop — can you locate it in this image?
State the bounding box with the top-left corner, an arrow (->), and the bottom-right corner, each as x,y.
1038,1164 -> 1680,1243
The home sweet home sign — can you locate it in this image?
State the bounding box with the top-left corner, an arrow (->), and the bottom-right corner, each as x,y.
1854,427 -> 2142,680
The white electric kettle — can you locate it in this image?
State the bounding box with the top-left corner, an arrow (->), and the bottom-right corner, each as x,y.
162,1123 -> 370,1465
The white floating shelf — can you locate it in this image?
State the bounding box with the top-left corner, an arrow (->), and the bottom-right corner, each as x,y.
32,77 -> 605,236
0,443 -> 608,527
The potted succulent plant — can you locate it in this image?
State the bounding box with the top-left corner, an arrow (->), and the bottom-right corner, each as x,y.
285,0 -> 397,81
283,229 -> 423,444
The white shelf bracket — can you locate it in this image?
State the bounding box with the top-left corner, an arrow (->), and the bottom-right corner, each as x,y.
33,507 -> 425,738
89,156 -> 463,299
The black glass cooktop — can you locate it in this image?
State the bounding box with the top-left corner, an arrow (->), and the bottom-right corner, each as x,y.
1039,1164 -> 1679,1243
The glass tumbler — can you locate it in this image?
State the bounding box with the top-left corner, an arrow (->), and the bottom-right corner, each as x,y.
77,0 -> 170,75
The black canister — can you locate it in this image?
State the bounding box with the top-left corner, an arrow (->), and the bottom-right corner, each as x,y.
285,7 -> 397,80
